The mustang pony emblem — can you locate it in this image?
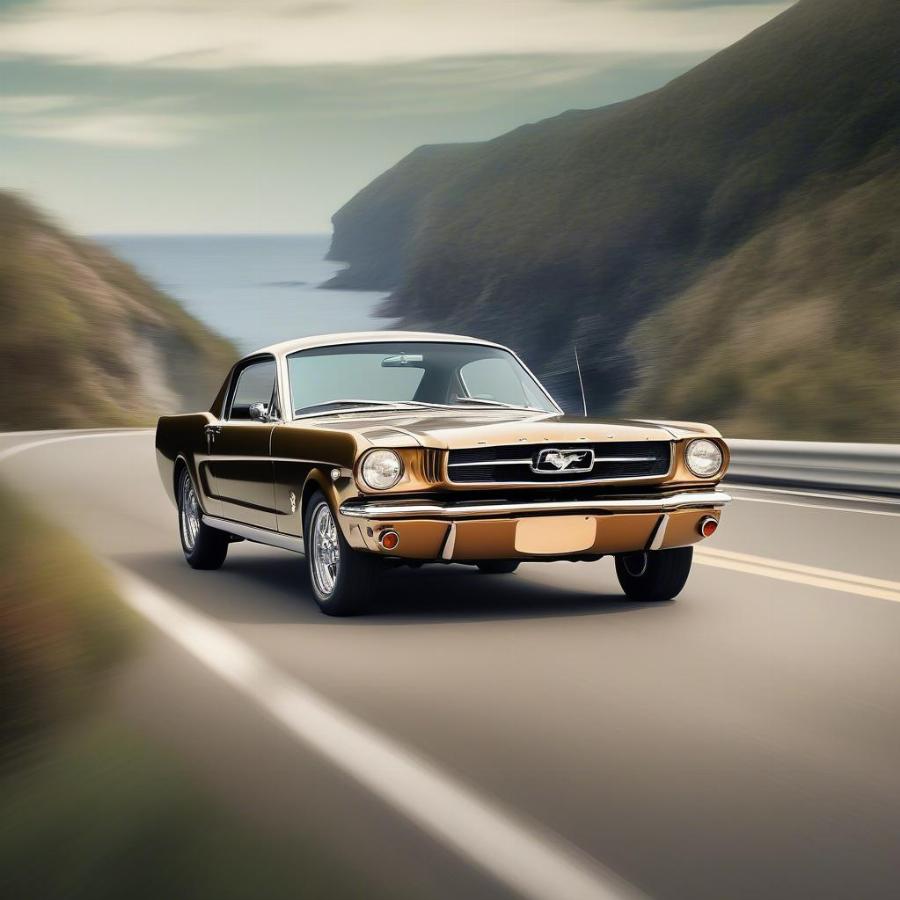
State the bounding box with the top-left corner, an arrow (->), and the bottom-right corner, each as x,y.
533,448 -> 595,473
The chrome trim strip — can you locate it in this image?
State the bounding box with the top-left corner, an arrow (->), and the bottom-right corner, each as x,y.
648,514 -> 669,550
202,515 -> 306,554
340,490 -> 731,520
450,459 -> 544,468
205,454 -> 340,467
440,523 -> 457,560
448,455 -> 657,467
445,472 -> 673,488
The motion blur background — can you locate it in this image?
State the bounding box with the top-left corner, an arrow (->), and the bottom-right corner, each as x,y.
2,1 -> 898,899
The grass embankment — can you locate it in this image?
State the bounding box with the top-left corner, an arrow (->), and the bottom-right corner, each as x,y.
0,192 -> 236,430
0,486 -> 135,764
0,488 -> 377,899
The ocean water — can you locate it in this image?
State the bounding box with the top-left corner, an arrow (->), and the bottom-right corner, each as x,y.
97,234 -> 397,353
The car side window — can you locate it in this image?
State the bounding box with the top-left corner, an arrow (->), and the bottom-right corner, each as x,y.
228,359 -> 277,421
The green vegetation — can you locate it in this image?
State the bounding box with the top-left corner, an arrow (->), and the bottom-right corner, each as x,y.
1,719 -> 373,900
0,485 -> 136,765
0,487 -> 386,898
626,162 -> 900,439
327,0 -> 900,439
0,193 -> 236,430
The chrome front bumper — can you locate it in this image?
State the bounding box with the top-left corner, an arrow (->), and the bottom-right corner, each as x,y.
340,489 -> 731,520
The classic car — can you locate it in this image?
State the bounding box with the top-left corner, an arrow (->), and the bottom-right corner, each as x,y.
156,331 -> 730,615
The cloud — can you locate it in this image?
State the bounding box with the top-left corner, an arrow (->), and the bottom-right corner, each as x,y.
0,0 -> 790,69
286,53 -> 636,118
277,1 -> 350,16
9,112 -> 202,146
0,92 -> 207,146
0,93 -> 76,113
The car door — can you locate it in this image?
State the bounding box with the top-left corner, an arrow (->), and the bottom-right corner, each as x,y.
206,355 -> 279,529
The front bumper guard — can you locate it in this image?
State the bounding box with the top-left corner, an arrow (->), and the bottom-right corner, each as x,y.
340,489 -> 731,520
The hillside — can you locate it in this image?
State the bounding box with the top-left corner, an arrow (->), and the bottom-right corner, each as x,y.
0,193 -> 236,430
327,0 -> 900,439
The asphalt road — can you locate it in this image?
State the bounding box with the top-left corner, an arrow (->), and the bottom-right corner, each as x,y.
3,429 -> 900,900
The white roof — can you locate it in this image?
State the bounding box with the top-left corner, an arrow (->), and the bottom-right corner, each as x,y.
248,331 -> 504,360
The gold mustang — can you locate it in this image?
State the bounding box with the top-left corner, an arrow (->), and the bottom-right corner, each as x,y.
156,332 -> 730,615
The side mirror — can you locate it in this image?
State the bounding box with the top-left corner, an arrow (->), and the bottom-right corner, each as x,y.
248,402 -> 269,422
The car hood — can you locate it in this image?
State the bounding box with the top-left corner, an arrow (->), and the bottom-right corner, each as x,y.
289,408 -> 720,449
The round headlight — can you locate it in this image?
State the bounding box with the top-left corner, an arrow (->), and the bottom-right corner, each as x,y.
361,449 -> 403,490
685,439 -> 723,478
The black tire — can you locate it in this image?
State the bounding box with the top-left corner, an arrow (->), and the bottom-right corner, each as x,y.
615,547 -> 693,602
177,467 -> 229,570
304,491 -> 380,616
476,560 -> 520,574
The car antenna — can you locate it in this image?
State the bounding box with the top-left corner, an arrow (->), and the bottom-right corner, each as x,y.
574,344 -> 588,416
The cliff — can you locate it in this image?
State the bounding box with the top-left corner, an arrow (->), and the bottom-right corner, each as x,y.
327,0 -> 900,438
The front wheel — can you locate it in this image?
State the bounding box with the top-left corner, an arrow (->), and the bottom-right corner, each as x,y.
304,492 -> 380,616
615,547 -> 692,602
178,467 -> 229,570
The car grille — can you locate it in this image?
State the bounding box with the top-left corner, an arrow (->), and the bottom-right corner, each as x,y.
447,441 -> 671,484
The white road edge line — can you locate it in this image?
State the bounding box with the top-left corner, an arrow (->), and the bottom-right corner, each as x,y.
0,429 -> 150,463
1,429 -> 639,900
113,566 -> 639,900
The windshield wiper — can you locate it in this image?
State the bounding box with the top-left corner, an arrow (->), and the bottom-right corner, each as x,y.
294,399 -> 423,416
451,397 -> 543,412
293,397 -> 545,416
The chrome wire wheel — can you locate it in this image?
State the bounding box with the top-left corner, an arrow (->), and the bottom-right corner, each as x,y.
179,473 -> 201,551
310,502 -> 341,599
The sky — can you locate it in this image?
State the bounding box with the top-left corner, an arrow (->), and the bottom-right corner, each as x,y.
0,0 -> 790,234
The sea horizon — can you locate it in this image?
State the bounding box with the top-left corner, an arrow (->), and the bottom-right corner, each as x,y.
99,233 -> 396,352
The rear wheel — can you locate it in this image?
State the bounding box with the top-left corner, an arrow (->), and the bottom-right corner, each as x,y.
476,560 -> 520,574
305,492 -> 380,616
178,467 -> 229,570
615,547 -> 692,602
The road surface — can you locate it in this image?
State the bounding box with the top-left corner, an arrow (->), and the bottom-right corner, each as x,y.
3,429 -> 900,900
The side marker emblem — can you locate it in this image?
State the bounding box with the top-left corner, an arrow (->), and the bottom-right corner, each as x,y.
289,491 -> 297,514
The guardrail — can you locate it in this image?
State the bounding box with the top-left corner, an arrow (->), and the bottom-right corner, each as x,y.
725,440 -> 900,497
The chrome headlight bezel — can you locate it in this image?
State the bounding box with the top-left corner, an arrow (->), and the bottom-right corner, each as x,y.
684,439 -> 724,479
359,449 -> 404,491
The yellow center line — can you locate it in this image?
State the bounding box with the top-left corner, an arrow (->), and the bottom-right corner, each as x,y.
695,547 -> 900,603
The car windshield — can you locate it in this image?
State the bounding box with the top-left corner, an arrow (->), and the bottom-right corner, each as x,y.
287,341 -> 558,417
